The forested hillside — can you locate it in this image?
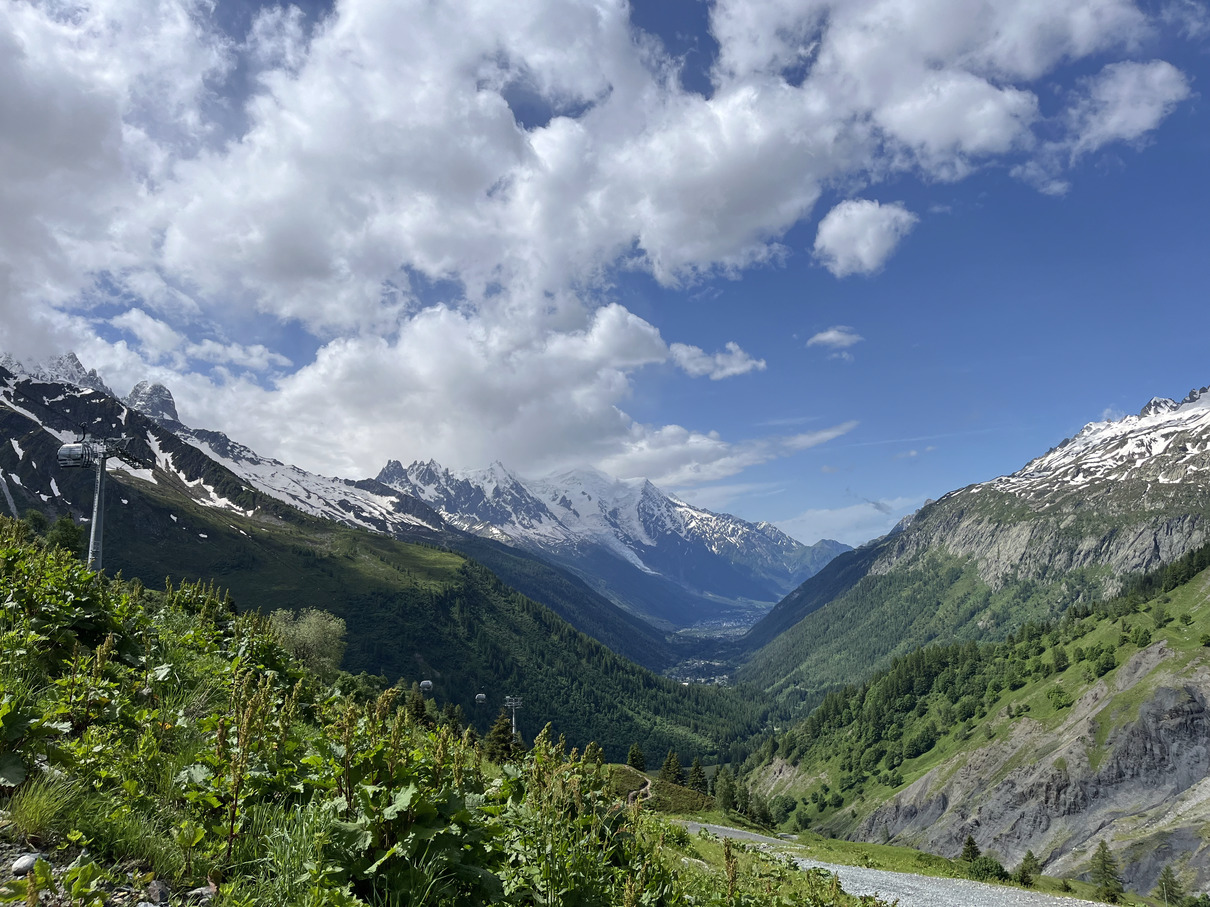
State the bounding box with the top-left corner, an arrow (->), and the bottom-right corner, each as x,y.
739,389 -> 1210,714
745,539 -> 1210,894
44,477 -> 764,762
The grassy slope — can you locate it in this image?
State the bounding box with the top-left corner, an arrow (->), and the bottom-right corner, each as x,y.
739,547 -> 1114,710
88,467 -> 767,763
2,522 -> 900,907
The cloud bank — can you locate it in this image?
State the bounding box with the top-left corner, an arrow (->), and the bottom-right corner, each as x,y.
0,0 -> 1194,486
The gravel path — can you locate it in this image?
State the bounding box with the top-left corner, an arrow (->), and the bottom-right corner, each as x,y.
682,823 -> 1097,907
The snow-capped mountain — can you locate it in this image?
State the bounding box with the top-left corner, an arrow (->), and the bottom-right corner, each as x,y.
2,352 -> 115,396
747,384 -> 1210,655
0,357 -> 683,668
0,359 -> 443,538
965,385 -> 1210,507
878,384 -> 1210,586
378,458 -> 849,627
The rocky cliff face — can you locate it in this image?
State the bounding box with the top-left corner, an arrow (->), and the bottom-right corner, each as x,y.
856,638 -> 1210,894
872,388 -> 1210,593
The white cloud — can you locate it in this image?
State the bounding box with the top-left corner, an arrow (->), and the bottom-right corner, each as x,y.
598,420 -> 858,487
1161,0 -> 1210,40
813,200 -> 919,277
1013,59 -> 1191,191
807,326 -> 864,350
1067,60 -> 1192,160
670,341 -> 766,380
0,0 -> 1194,488
109,309 -> 184,360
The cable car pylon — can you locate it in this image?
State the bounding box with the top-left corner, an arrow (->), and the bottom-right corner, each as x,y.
57,426 -> 152,572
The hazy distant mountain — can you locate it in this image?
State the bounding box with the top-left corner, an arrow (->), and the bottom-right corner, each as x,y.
378,458 -> 849,629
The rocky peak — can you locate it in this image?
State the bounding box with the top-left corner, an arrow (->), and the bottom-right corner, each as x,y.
1139,396 -> 1178,418
1181,385 -> 1210,407
35,353 -> 114,396
125,381 -> 181,424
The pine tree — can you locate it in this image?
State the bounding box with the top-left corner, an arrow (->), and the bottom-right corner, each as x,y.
961,835 -> 980,862
405,686 -> 433,729
1154,864 -> 1183,906
1016,850 -> 1041,887
1090,840 -> 1123,904
687,757 -> 708,794
485,708 -> 516,764
626,742 -> 646,772
660,750 -> 684,786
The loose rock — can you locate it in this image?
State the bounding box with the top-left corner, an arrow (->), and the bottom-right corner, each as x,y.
12,853 -> 41,875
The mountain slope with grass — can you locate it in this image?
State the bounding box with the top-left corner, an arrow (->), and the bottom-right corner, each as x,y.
0,370 -> 762,760
0,363 -> 677,671
0,521 -> 888,907
739,385 -> 1210,709
745,540 -> 1210,897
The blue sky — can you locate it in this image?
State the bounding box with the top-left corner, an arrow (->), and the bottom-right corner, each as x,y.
1,0 -> 1206,546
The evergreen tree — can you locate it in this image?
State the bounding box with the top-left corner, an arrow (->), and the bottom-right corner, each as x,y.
626,743 -> 646,772
1154,864 -> 1183,906
405,686 -> 433,729
485,708 -> 516,763
1016,850 -> 1041,887
735,782 -> 750,816
659,749 -> 684,786
687,757 -> 708,794
961,835 -> 980,862
1090,840 -> 1123,904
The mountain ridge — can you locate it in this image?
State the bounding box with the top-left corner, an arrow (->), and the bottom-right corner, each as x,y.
740,383 -> 1210,708
379,457 -> 850,629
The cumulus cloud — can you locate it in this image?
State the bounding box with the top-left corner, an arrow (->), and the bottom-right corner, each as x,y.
813,200 -> 919,277
597,420 -> 858,487
1067,61 -> 1192,160
670,341 -> 766,380
0,0 -> 1195,485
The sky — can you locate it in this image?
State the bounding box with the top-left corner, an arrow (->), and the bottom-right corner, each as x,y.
1,0 -> 1207,548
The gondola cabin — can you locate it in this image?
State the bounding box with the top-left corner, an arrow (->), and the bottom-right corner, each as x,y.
57,443 -> 94,469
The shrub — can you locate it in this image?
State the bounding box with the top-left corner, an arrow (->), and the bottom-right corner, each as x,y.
967,854 -> 1008,882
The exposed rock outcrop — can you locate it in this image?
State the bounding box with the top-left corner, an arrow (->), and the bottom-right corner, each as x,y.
856,642 -> 1210,893
125,381 -> 182,427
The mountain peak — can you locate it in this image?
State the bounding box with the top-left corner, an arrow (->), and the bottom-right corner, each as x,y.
38,353 -> 115,396
1139,396 -> 1178,418
125,381 -> 182,425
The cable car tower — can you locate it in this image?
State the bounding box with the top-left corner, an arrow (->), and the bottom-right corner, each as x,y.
57,428 -> 152,573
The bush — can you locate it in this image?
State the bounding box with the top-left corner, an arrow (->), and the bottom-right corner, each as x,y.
967,854 -> 1009,882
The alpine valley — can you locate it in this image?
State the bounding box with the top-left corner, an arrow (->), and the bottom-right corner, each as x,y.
6,352 -> 1210,896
